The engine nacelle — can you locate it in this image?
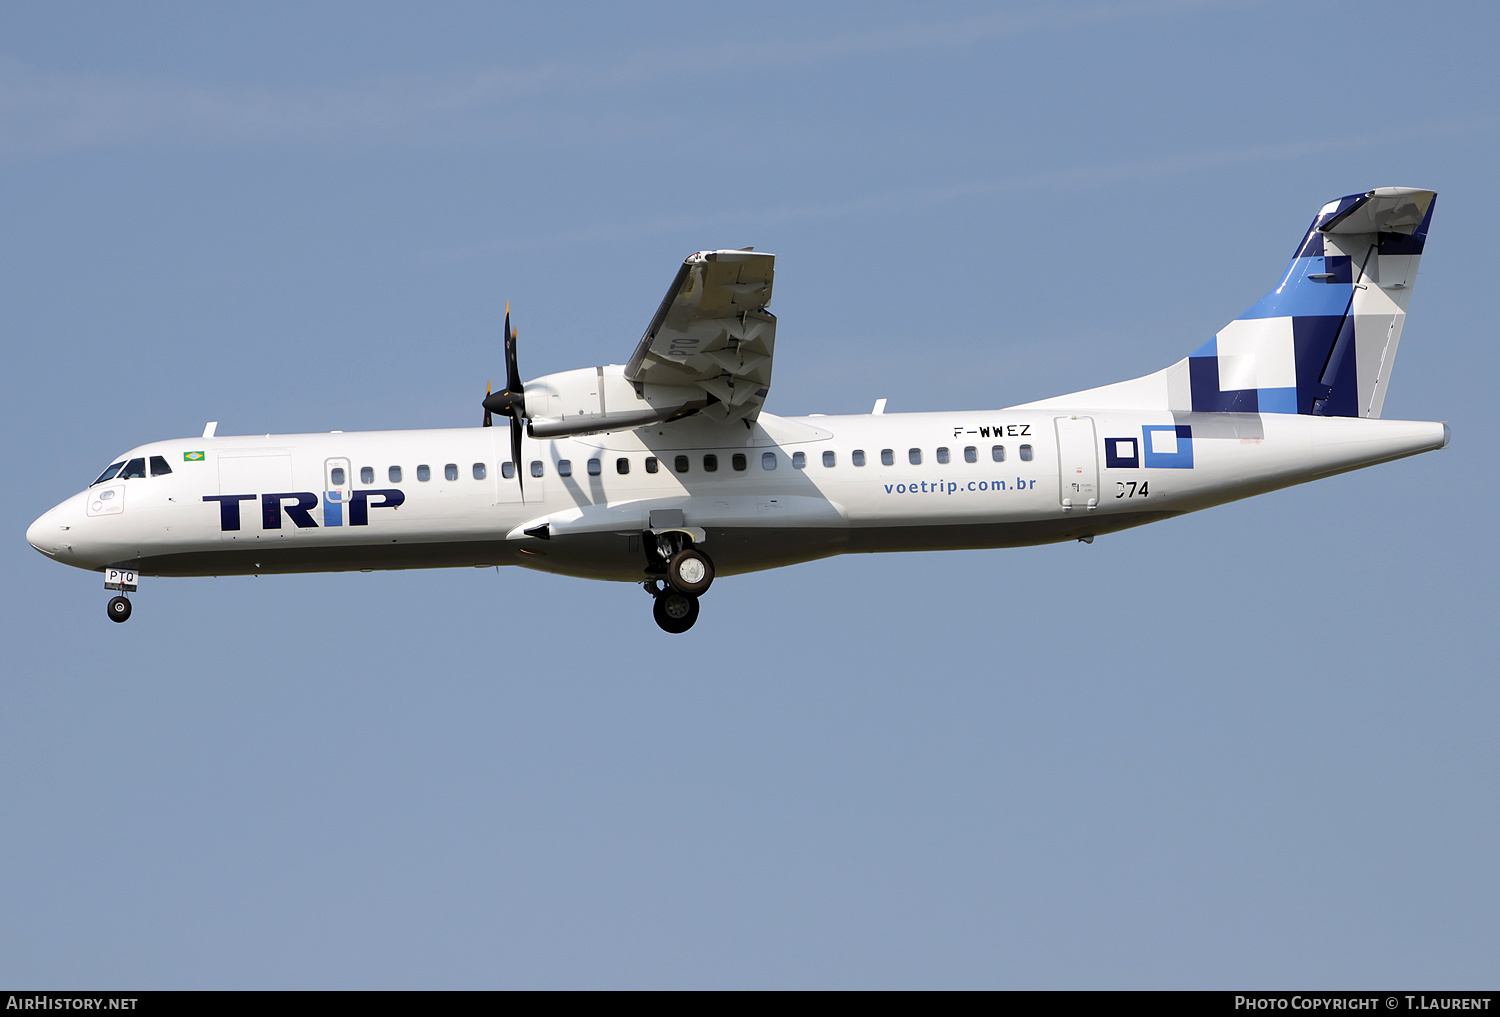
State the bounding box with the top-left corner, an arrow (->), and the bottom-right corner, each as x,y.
525,365 -> 706,438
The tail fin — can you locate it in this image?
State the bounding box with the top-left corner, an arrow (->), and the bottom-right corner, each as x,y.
1190,187 -> 1435,418
1016,187 -> 1436,418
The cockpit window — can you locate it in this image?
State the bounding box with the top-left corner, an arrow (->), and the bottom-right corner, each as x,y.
118,458 -> 147,480
92,462 -> 126,486
149,455 -> 172,477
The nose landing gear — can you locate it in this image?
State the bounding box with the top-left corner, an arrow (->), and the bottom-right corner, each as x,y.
107,595 -> 132,623
104,567 -> 139,623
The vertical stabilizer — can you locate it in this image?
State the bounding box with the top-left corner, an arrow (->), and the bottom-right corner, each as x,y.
1188,187 -> 1434,418
1014,188 -> 1435,418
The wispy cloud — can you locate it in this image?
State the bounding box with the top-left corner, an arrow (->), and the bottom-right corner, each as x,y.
0,0 -> 1255,159
419,117 -> 1499,260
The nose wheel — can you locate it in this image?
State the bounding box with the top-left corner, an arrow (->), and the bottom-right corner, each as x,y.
107,595 -> 132,623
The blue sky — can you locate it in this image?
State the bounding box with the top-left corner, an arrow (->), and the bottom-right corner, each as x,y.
4,0 -> 1497,988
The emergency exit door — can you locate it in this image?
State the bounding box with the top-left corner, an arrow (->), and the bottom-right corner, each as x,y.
324,457 -> 352,527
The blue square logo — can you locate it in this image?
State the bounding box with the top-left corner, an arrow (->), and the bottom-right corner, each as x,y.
1105,437 -> 1139,469
1141,425 -> 1194,469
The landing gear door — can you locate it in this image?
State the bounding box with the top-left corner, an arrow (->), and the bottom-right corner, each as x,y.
1055,415 -> 1099,510
324,457 -> 352,527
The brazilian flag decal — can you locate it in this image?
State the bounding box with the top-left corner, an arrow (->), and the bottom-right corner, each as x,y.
184,451 -> 205,462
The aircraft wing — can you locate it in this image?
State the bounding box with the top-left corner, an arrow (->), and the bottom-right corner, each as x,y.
625,250 -> 776,425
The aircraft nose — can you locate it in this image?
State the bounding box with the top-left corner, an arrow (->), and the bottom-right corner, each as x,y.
26,503 -> 72,557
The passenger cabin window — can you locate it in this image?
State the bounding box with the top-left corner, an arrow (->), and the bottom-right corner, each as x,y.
852,450 -> 866,467
472,463 -> 487,480
908,448 -> 922,465
674,455 -> 690,474
92,462 -> 126,486
645,457 -> 659,474
732,453 -> 747,471
587,458 -> 602,476
361,466 -> 375,484
880,449 -> 894,467
389,465 -> 402,483
530,460 -> 544,478
149,455 -> 172,477
792,451 -> 806,469
964,446 -> 977,463
616,458 -> 630,475
992,445 -> 1005,462
445,463 -> 459,481
119,458 -> 147,480
936,447 -> 950,465
417,464 -> 431,482
1020,444 -> 1033,461
823,450 -> 836,467
557,460 -> 573,477
501,462 -> 515,479
762,452 -> 777,470
703,454 -> 718,472
331,467 -> 346,485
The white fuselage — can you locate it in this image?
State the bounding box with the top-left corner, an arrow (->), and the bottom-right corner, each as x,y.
27,408 -> 1448,583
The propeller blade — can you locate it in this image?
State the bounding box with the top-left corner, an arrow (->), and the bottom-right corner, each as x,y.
504,303 -> 522,401
510,408 -> 525,501
476,303 -> 526,500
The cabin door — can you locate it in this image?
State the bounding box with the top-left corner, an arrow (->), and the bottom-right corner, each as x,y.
1054,415 -> 1099,511
216,450 -> 293,542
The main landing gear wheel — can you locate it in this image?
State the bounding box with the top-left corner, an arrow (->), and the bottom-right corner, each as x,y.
666,547 -> 714,596
107,596 -> 132,623
652,590 -> 700,633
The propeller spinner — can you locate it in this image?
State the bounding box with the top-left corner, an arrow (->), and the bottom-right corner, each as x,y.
481,304 -> 527,498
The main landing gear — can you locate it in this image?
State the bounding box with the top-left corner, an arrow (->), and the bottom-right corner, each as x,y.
649,581 -> 700,633
642,531 -> 715,633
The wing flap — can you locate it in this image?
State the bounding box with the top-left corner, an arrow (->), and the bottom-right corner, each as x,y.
625,250 -> 777,425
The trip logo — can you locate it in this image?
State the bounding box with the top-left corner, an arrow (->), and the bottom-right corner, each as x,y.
202,490 -> 404,530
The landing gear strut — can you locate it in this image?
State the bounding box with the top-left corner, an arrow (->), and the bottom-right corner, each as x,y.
642,529 -> 713,633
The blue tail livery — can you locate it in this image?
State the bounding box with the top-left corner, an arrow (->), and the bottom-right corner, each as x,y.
1020,187 -> 1436,420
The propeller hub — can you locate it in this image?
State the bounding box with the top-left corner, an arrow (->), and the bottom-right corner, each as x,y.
482,390 -> 525,416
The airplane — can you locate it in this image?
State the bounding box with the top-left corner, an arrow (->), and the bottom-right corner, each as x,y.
27,186 -> 1449,633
